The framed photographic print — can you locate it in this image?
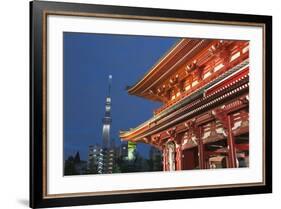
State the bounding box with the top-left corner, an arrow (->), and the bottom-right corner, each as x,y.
30,0 -> 272,208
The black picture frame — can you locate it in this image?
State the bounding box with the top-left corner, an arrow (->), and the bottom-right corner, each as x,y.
30,0 -> 272,208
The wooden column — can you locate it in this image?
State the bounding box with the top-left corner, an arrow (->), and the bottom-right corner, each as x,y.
163,148 -> 167,171
227,114 -> 237,168
213,109 -> 238,168
197,126 -> 206,169
176,146 -> 182,170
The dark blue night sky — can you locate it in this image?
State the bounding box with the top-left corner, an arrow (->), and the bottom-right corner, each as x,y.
63,32 -> 179,160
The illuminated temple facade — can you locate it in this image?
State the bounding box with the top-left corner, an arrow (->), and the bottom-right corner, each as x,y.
120,38 -> 250,171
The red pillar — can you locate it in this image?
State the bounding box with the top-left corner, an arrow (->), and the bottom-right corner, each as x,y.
197,126 -> 206,169
163,147 -> 167,171
227,115 -> 237,168
176,146 -> 182,170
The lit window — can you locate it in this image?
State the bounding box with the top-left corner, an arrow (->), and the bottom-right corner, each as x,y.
230,52 -> 240,62
203,71 -> 212,79
214,63 -> 224,72
242,46 -> 249,54
192,80 -> 198,86
185,85 -> 190,91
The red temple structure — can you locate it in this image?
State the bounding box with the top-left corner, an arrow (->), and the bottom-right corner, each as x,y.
120,38 -> 249,171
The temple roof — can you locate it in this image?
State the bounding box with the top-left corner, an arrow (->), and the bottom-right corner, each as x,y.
127,38 -> 213,102
120,61 -> 249,142
120,38 -> 249,144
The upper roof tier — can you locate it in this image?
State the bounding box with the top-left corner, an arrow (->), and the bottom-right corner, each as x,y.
127,38 -> 248,107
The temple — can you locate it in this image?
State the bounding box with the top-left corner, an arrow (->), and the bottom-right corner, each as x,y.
120,38 -> 249,171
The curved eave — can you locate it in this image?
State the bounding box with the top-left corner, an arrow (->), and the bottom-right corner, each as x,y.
127,39 -> 213,101
119,122 -> 150,141
128,92 -> 163,103
127,39 -> 185,94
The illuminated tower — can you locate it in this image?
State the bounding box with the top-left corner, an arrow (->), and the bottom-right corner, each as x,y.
99,75 -> 114,174
102,75 -> 112,149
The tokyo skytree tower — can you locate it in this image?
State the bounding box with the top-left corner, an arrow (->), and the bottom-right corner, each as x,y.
102,75 -> 112,149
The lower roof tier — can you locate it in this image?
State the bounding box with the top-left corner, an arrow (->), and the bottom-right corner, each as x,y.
120,62 -> 249,143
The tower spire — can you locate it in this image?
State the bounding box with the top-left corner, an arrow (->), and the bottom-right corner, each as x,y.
108,74 -> 112,97
99,75 -> 114,174
102,75 -> 112,149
